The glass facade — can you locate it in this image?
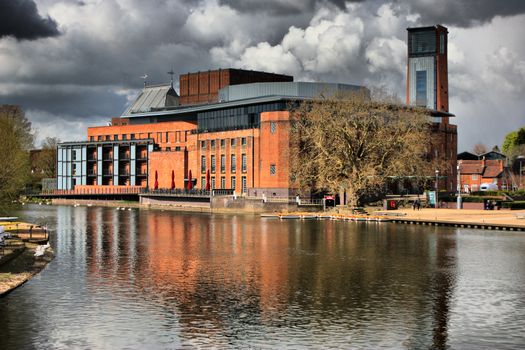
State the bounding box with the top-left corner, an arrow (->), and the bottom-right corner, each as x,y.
416,71 -> 427,107
197,102 -> 287,132
409,30 -> 436,55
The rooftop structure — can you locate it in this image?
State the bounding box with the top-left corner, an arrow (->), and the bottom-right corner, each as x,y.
122,84 -> 179,115
407,25 -> 449,118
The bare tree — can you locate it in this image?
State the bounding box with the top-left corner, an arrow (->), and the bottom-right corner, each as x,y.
34,137 -> 60,178
290,92 -> 439,207
472,143 -> 488,155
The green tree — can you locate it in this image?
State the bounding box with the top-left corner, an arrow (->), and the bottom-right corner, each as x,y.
290,92 -> 437,207
0,105 -> 34,200
502,127 -> 525,158
502,130 -> 518,154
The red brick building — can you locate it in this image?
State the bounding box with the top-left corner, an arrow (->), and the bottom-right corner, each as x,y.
56,25 -> 458,197
57,68 -> 365,197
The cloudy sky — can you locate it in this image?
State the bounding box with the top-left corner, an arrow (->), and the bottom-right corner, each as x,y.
0,0 -> 524,152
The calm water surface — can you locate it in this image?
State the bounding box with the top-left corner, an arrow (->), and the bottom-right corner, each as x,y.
1,205 -> 525,349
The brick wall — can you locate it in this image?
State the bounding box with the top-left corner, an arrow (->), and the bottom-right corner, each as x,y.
258,111 -> 292,195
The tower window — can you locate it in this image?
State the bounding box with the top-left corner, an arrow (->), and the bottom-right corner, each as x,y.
416,71 -> 427,107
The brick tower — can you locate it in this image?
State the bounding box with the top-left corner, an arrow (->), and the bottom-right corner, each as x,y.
407,25 -> 449,123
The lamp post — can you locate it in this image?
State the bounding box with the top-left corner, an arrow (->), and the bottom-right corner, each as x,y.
518,156 -> 524,189
435,169 -> 439,208
457,163 -> 462,209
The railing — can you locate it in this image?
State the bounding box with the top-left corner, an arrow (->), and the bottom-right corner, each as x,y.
41,187 -> 145,195
212,189 -> 235,196
244,195 -> 323,205
146,189 -> 211,197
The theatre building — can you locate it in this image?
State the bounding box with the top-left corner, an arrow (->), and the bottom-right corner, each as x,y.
57,25 -> 458,197
57,68 -> 366,197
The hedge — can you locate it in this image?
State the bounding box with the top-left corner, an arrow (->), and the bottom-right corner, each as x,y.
501,201 -> 525,210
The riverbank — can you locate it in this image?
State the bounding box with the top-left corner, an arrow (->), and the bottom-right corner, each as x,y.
387,208 -> 525,228
0,240 -> 54,296
49,198 -> 525,231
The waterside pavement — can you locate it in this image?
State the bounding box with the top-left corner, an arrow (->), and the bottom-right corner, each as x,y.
384,208 -> 525,228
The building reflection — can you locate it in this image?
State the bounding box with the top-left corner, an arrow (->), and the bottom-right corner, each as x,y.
80,207 -> 456,347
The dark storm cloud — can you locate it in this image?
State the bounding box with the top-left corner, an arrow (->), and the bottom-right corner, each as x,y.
218,0 -> 359,15
221,0 -> 525,26
0,0 -> 60,40
0,86 -> 128,119
404,0 -> 525,27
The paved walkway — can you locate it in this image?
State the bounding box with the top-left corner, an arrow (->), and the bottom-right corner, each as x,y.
387,208 -> 525,227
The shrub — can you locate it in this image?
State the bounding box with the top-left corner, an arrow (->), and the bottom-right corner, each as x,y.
501,201 -> 525,210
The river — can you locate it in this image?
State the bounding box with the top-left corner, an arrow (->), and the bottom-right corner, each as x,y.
1,205 -> 524,349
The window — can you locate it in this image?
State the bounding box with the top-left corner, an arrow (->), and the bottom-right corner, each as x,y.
157,132 -> 162,142
90,136 -> 94,141
242,154 -> 247,172
201,140 -> 206,149
105,135 -> 110,141
221,139 -> 225,149
131,134 -> 135,140
211,140 -> 216,149
114,134 -> 118,141
409,30 -> 436,55
231,176 -> 236,190
175,146 -> 181,151
472,175 -> 478,180
241,137 -> 247,147
416,71 -> 427,107
231,138 -> 236,147
221,155 -> 226,173
165,132 -> 169,143
97,135 -> 102,141
148,133 -> 152,139
165,147 -> 171,151
270,122 -> 277,134
440,32 -> 445,54
201,156 -> 206,173
221,176 -> 225,189
270,164 -> 276,175
122,134 -> 127,140
231,155 -> 236,173
211,177 -> 215,190
201,177 -> 206,189
241,176 -> 247,194
211,155 -> 216,173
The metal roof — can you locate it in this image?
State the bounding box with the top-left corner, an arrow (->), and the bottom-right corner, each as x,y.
122,84 -> 179,115
219,82 -> 366,102
122,95 -> 302,119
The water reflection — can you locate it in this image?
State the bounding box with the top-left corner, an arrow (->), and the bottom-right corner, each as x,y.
1,205 -> 524,349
